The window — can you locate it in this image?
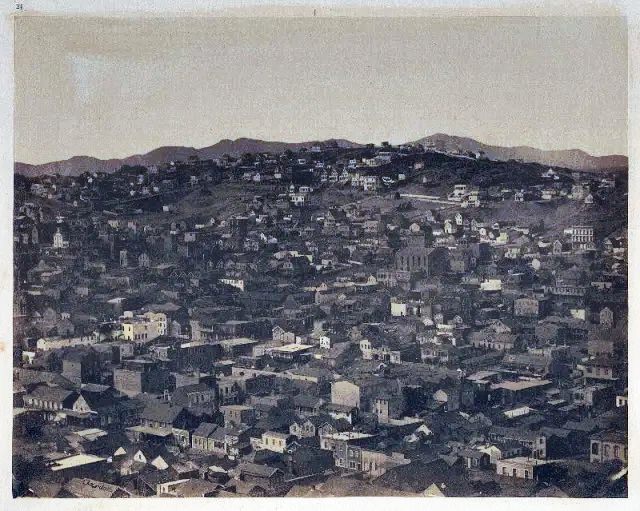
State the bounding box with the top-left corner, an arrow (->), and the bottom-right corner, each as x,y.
512,468 -> 517,477
604,444 -> 610,457
524,470 -> 529,480
614,445 -> 620,459
592,442 -> 599,455
502,467 -> 507,475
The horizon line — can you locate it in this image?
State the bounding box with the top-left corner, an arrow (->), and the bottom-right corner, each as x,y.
15,132 -> 629,167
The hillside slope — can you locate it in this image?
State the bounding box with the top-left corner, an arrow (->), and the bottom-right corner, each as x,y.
415,134 -> 627,172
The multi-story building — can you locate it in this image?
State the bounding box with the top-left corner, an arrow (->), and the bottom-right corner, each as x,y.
496,457 -> 552,481
489,426 -> 547,459
590,430 -> 628,464
113,359 -> 172,397
261,431 -> 294,453
569,225 -> 595,251
122,312 -> 167,342
394,246 -> 448,275
220,404 -> 256,427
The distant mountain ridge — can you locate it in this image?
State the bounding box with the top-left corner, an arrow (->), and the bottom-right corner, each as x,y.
15,134 -> 626,177
415,134 -> 627,172
14,138 -> 363,178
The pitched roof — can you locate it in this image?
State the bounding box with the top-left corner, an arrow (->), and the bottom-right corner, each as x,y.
373,458 -> 471,495
26,385 -> 76,403
193,422 -> 218,439
140,401 -> 185,424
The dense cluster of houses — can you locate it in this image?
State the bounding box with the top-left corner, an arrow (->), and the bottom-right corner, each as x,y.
13,141 -> 627,497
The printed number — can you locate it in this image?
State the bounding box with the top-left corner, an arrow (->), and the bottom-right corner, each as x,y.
16,3 -> 24,10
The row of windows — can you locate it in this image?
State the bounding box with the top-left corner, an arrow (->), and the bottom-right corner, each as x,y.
192,393 -> 212,403
338,458 -> 382,472
27,398 -> 62,410
592,442 -> 627,459
398,255 -> 428,268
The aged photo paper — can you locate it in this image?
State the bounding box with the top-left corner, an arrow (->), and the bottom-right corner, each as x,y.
1,1 -> 638,510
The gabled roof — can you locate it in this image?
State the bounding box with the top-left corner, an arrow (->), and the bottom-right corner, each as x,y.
208,427 -> 228,442
372,458 -> 469,495
193,422 -> 218,439
78,390 -> 120,411
26,385 -> 76,403
140,401 -> 186,425
84,430 -> 132,457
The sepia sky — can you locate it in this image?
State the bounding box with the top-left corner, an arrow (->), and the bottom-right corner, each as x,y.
14,16 -> 627,164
